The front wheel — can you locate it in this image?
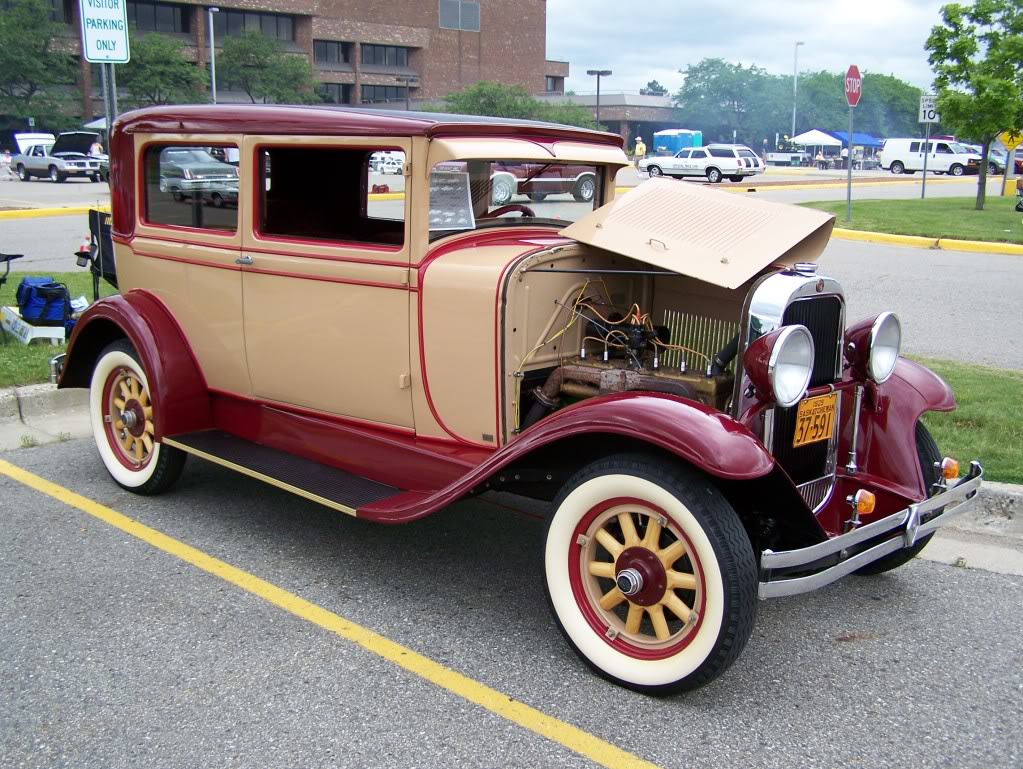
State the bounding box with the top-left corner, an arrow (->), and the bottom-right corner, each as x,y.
89,339 -> 186,495
950,164 -> 965,176
49,166 -> 66,183
646,165 -> 663,178
491,176 -> 515,205
856,422 -> 940,575
706,167 -> 722,184
544,454 -> 757,694
988,162 -> 1000,175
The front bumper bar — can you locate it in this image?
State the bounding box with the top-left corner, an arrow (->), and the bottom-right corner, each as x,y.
759,461 -> 984,599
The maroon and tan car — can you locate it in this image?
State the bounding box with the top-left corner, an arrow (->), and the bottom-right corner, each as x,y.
53,105 -> 982,694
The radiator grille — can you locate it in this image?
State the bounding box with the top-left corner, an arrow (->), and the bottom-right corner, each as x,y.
772,294 -> 844,490
782,296 -> 843,387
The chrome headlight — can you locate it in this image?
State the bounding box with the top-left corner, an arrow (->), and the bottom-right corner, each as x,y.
867,312 -> 901,383
744,325 -> 815,408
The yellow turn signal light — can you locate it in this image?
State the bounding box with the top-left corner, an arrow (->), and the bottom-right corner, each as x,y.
851,490 -> 876,514
940,457 -> 960,481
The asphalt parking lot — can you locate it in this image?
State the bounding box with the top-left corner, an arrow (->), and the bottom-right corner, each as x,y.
1,439 -> 1021,768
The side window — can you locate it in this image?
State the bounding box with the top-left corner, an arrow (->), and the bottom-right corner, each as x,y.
707,147 -> 734,158
910,141 -> 920,153
259,146 -> 405,248
143,144 -> 239,232
675,150 -> 691,159
691,149 -> 708,159
32,146 -> 44,157
936,143 -> 952,154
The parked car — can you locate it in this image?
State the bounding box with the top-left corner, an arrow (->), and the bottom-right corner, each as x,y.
878,138 -> 980,176
156,147 -> 240,207
962,144 -> 1007,175
370,150 -> 404,174
495,162 -> 598,203
11,131 -> 105,182
639,144 -> 765,183
52,105 -> 982,695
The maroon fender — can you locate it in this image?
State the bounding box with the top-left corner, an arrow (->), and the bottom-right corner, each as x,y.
359,392 -> 776,523
849,357 -> 955,499
59,290 -> 211,439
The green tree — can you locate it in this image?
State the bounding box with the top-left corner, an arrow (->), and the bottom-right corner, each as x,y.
435,81 -> 596,128
0,0 -> 76,122
674,59 -> 786,144
219,31 -> 318,104
640,80 -> 668,96
537,102 -> 597,129
119,33 -> 207,107
926,0 -> 1023,209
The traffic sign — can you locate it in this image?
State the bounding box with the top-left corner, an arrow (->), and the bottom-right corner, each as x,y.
999,130 -> 1023,151
79,0 -> 130,63
919,95 -> 940,124
844,65 -> 862,108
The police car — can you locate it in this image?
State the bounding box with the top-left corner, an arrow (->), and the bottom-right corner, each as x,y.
639,143 -> 765,183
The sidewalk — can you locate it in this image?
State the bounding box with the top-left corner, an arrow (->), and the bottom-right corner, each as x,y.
3,383 -> 1019,575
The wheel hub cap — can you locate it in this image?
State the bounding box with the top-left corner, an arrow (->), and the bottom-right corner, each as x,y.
615,547 -> 667,607
616,568 -> 643,596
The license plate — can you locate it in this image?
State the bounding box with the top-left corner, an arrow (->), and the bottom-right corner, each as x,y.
792,393 -> 837,448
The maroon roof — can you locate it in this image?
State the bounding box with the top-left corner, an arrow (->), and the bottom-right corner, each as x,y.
113,104 -> 624,147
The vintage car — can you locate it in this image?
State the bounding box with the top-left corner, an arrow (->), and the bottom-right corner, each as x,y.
156,146 -> 240,207
640,143 -> 765,183
53,105 -> 982,694
11,131 -> 105,183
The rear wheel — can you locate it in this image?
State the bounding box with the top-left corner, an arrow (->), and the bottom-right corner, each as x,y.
728,175 -> 744,182
89,339 -> 185,495
544,454 -> 757,693
491,176 -> 515,205
989,162 -> 999,175
17,164 -> 29,181
573,176 -> 596,202
856,422 -> 940,575
706,167 -> 722,184
890,161 -> 905,174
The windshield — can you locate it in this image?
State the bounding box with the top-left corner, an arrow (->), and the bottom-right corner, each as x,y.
947,142 -> 973,155
428,160 -> 604,239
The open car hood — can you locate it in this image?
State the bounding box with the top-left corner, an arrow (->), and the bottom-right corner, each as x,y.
560,178 -> 836,289
52,131 -> 100,156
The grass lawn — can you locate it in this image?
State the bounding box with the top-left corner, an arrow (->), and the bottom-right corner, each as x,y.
802,195 -> 1023,244
916,358 -> 1023,485
0,271 -> 114,388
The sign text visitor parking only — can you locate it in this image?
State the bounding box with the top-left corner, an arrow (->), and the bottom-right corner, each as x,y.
79,0 -> 130,63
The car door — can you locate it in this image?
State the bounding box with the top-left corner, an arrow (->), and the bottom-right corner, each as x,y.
28,145 -> 46,173
670,150 -> 691,175
688,148 -> 710,175
932,142 -> 953,172
239,135 -> 414,429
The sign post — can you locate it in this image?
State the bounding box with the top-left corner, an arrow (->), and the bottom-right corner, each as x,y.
998,130 -> 1022,196
78,0 -> 130,138
919,95 -> 940,199
844,65 -> 862,223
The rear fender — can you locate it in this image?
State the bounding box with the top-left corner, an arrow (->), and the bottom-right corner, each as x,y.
59,290 -> 211,439
853,357 -> 955,498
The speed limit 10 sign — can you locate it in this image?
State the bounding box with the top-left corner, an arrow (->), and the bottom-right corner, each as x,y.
920,95 -> 940,123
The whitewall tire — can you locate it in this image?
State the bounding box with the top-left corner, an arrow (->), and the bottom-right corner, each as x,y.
89,339 -> 185,494
544,454 -> 757,693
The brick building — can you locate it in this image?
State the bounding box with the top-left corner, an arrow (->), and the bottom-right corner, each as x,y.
19,0 -> 569,118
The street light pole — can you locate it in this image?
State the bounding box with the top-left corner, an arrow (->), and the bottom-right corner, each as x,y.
208,6 -> 219,104
791,41 -> 804,137
395,75 -> 416,111
586,69 -> 612,130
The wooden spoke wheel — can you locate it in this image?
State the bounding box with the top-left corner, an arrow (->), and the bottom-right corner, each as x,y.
89,340 -> 185,494
544,454 -> 757,693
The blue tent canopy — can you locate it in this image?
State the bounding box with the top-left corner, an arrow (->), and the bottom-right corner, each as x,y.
827,131 -> 883,148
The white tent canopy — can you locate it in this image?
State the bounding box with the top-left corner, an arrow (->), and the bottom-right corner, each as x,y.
82,117 -> 106,130
790,129 -> 841,147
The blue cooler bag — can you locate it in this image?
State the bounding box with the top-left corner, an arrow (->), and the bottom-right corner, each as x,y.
16,277 -> 70,327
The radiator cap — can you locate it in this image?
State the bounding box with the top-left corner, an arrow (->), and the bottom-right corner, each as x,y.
793,262 -> 818,275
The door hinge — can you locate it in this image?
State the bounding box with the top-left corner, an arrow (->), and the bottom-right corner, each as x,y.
398,372 -> 411,390
402,161 -> 412,177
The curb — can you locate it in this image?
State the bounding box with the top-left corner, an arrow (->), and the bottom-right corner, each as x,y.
1,384 -> 1020,525
0,205 -> 110,220
830,227 -> 1023,255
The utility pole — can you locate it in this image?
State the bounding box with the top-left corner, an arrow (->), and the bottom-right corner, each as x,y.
791,41 -> 804,137
208,7 -> 220,103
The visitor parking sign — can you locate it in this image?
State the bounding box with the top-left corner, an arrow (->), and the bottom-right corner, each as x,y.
79,0 -> 130,63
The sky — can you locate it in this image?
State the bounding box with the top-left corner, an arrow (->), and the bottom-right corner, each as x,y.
547,0 -> 948,95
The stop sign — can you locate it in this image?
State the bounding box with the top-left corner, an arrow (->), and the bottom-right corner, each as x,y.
845,65 -> 862,108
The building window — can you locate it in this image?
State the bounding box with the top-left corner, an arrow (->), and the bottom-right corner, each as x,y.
1,0 -> 69,22
127,1 -> 189,33
439,0 -> 480,31
361,44 -> 409,68
212,9 -> 294,41
361,85 -> 407,104
144,145 -> 240,232
545,76 -> 562,93
317,83 -> 353,104
314,40 -> 351,65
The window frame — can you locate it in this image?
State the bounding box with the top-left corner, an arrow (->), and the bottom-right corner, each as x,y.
439,0 -> 480,31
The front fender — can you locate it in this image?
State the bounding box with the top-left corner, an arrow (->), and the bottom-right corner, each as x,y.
59,290 -> 211,439
854,357 -> 955,498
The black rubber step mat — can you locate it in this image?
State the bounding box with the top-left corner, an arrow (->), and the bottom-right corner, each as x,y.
165,430 -> 400,513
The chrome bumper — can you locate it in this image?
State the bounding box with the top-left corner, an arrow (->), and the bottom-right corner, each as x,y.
758,461 -> 984,599
49,353 -> 65,384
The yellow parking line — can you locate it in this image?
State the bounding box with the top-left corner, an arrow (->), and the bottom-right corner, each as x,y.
0,205 -> 110,220
0,458 -> 661,769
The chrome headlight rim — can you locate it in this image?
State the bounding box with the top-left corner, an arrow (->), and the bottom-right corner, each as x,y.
768,324 -> 815,408
867,312 -> 901,384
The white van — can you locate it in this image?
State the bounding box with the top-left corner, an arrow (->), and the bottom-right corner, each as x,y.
878,138 -> 980,176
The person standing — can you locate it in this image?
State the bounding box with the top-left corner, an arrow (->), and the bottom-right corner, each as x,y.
840,145 -> 849,169
634,136 -> 646,169
89,139 -> 104,156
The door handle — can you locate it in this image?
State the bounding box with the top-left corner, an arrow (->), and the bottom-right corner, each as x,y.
235,255 -> 253,265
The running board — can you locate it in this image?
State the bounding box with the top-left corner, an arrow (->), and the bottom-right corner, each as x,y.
163,430 -> 401,516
